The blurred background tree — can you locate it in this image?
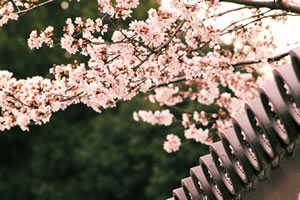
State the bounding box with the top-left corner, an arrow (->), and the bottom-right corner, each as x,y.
0,1 -> 209,199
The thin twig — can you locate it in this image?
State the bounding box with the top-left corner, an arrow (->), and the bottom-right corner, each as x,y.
154,19 -> 186,53
220,12 -> 295,36
89,19 -> 185,74
8,94 -> 32,108
214,6 -> 253,17
220,9 -> 273,35
60,91 -> 85,102
16,0 -> 55,15
148,77 -> 188,91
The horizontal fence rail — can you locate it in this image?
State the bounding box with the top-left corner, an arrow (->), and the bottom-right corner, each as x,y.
167,47 -> 300,200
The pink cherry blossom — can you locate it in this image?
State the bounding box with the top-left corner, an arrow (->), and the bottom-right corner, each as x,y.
0,0 -> 299,153
163,134 -> 181,153
134,110 -> 174,126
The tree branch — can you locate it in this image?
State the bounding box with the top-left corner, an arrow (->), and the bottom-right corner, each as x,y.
16,0 -> 55,16
219,0 -> 300,14
232,51 -> 289,67
148,77 -> 188,91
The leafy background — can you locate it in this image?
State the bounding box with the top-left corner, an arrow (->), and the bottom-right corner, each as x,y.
0,1 -> 209,199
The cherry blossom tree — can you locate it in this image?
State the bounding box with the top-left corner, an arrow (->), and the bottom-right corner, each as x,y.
1,0 -> 300,153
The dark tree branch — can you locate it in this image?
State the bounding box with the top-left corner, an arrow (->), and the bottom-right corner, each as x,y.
232,51 -> 289,67
148,77 -> 188,91
219,0 -> 300,14
8,94 -> 32,108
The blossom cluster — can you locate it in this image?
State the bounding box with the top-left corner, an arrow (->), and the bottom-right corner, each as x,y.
60,17 -> 108,55
149,86 -> 183,106
28,26 -> 54,49
163,134 -> 181,153
0,0 -> 80,27
184,124 -> 209,144
0,0 -> 299,153
98,0 -> 139,20
133,110 -> 174,126
0,70 -> 71,131
0,1 -> 18,27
